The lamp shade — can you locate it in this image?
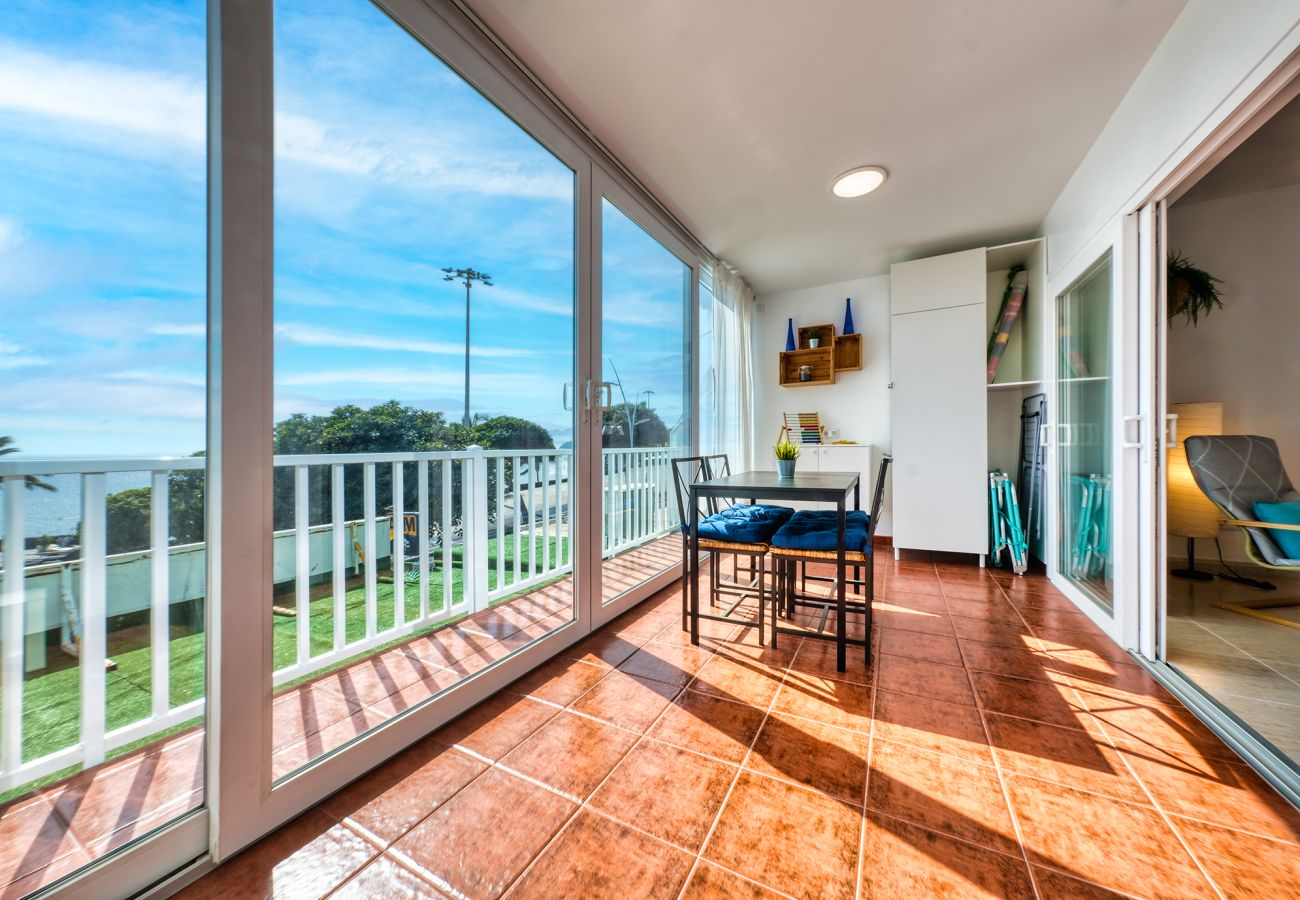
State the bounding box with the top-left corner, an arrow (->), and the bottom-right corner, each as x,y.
1167,401 -> 1223,539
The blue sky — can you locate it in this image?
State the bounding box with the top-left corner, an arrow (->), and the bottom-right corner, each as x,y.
0,0 -> 690,458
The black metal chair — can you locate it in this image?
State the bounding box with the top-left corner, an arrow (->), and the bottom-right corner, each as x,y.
768,456 -> 891,662
671,456 -> 788,642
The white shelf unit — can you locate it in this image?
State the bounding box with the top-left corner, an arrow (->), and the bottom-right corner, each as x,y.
890,239 -> 1046,562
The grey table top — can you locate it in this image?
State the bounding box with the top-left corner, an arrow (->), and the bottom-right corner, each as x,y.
690,470 -> 860,503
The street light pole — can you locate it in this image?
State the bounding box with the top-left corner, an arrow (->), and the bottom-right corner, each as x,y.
442,267 -> 493,427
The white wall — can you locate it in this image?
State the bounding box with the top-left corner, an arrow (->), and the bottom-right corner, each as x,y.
1043,1 -> 1299,279
1168,181 -> 1300,560
751,274 -> 893,533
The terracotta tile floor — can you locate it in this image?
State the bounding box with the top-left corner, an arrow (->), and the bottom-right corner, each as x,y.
0,537 -> 679,898
173,554 -> 1300,899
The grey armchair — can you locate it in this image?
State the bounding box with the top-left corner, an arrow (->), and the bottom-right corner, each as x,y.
1184,434 -> 1300,628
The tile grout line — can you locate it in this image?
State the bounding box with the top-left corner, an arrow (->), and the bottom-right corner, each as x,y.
853,561 -> 894,900
497,611 -> 726,898
1053,672 -> 1229,900
672,628 -> 804,900
1013,576 -> 1230,899
950,576 -> 1044,900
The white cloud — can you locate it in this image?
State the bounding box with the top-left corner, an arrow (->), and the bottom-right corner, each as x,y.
0,354 -> 50,370
275,323 -> 528,358
489,286 -> 573,318
0,339 -> 49,369
107,370 -> 206,387
149,323 -> 206,337
0,44 -> 205,147
0,42 -> 571,203
0,215 -> 22,252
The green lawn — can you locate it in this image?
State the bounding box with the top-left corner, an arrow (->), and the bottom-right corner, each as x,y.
5,534 -> 569,787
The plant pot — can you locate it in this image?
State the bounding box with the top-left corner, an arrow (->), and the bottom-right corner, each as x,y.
808,338 -> 820,349
776,459 -> 796,479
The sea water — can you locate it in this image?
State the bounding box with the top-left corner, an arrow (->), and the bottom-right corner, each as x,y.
0,472 -> 152,540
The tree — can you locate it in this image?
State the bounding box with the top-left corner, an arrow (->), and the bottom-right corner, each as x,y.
103,459 -> 205,554
601,402 -> 669,448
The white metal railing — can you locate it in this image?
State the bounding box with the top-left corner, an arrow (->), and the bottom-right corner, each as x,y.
0,445 -> 677,793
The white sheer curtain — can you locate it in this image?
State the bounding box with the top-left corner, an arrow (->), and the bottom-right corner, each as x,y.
701,261 -> 754,471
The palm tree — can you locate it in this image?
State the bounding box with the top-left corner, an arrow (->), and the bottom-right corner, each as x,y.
0,436 -> 55,491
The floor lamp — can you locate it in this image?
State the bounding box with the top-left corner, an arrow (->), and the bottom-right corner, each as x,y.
1167,401 -> 1223,580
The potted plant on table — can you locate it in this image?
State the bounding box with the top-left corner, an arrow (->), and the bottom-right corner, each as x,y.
774,439 -> 800,479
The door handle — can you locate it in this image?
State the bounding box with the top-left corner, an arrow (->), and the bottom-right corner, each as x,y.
1121,414 -> 1144,450
562,382 -> 573,411
1165,414 -> 1179,447
584,380 -> 614,411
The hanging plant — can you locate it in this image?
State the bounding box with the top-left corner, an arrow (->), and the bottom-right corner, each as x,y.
1167,251 -> 1223,326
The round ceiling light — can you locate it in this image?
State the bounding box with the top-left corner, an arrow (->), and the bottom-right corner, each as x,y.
831,165 -> 888,198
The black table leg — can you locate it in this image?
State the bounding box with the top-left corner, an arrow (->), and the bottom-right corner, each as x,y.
836,498 -> 847,672
690,488 -> 700,646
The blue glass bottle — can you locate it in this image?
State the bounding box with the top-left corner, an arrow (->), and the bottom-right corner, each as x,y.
785,317 -> 796,352
843,297 -> 855,335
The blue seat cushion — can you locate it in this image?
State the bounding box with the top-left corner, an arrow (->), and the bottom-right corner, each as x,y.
681,504 -> 793,544
1252,500 -> 1300,561
771,509 -> 872,553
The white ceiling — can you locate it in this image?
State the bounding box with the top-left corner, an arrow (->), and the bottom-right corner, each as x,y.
1176,90 -> 1300,208
465,0 -> 1187,294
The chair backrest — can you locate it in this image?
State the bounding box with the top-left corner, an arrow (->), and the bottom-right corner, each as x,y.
670,456 -> 710,528
1184,435 -> 1299,564
702,454 -> 731,480
867,456 -> 892,540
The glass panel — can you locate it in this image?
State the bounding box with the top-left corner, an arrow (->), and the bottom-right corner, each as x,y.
1057,252 -> 1114,613
0,0 -> 207,890
271,0 -> 576,778
600,198 -> 692,604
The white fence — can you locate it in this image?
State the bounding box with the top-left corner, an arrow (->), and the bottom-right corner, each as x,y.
0,446 -> 679,793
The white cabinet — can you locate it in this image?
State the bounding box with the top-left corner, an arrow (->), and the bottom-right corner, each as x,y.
889,248 -> 986,315
890,240 -> 1045,560
761,444 -> 874,511
891,305 -> 987,554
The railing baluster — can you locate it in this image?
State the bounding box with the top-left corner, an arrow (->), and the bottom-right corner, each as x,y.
81,473 -> 107,768
2,476 -> 26,776
294,466 -> 309,666
331,464 -> 345,650
418,459 -> 430,620
391,462 -> 404,629
541,455 -> 551,576
363,463 -> 377,638
527,457 -> 537,581
512,456 -> 521,587
639,451 -> 649,542
495,457 -> 505,591
461,456 -> 471,607
150,471 -> 171,718
470,448 -> 489,611
441,460 -> 452,610
602,452 -> 612,557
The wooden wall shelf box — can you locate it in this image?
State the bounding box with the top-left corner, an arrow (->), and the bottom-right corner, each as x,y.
778,324 -> 862,387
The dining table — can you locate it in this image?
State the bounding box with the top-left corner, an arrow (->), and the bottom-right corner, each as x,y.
686,470 -> 862,671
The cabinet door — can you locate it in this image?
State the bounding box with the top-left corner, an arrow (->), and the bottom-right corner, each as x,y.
891,305 -> 987,554
890,248 -> 986,315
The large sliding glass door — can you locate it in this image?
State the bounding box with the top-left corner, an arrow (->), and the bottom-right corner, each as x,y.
0,2 -> 702,893
1056,251 -> 1117,615
266,0 -> 580,781
0,1 -> 210,894
593,186 -> 695,619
